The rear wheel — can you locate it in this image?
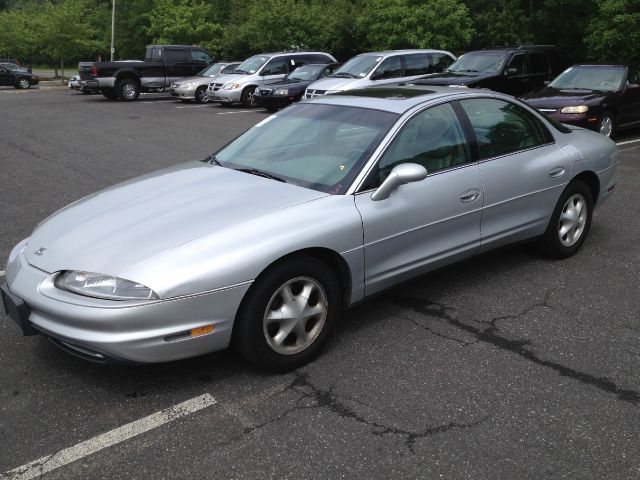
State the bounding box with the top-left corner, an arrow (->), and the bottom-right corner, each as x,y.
541,180 -> 593,258
118,78 -> 140,101
233,256 -> 340,371
240,86 -> 257,107
195,86 -> 208,104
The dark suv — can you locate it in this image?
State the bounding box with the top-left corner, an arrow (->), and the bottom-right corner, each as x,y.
409,46 -> 570,97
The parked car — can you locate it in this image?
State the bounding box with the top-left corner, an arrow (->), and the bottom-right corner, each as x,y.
0,63 -> 38,89
304,49 -> 455,99
207,51 -> 337,106
82,45 -> 215,101
1,86 -> 617,371
409,45 -> 570,97
68,75 -> 81,90
519,64 -> 640,137
169,62 -> 240,103
253,62 -> 340,111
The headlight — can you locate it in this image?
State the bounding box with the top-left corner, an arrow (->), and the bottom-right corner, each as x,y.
222,83 -> 241,90
273,88 -> 288,96
181,82 -> 196,89
326,89 -> 342,94
560,105 -> 588,114
56,271 -> 158,301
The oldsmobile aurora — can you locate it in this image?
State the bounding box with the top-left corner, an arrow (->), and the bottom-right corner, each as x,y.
2,87 -> 617,370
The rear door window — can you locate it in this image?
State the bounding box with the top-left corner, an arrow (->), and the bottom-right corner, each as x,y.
372,56 -> 403,79
459,98 -> 553,159
529,53 -> 549,75
165,48 -> 188,63
403,54 -> 430,76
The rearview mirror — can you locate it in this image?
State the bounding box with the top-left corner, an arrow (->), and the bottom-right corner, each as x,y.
371,163 -> 428,201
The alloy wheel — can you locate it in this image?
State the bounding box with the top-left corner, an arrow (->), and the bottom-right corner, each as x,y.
263,276 -> 328,355
558,193 -> 587,247
599,115 -> 613,137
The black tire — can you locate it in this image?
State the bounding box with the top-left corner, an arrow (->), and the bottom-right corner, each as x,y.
101,89 -> 118,100
16,77 -> 30,89
81,90 -> 91,95
195,86 -> 208,104
541,180 -> 593,259
233,255 -> 340,371
597,111 -> 616,138
240,86 -> 257,107
117,78 -> 140,101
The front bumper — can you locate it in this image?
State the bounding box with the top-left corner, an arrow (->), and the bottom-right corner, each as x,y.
207,88 -> 242,103
169,85 -> 197,100
3,240 -> 251,364
79,80 -> 100,92
254,94 -> 295,109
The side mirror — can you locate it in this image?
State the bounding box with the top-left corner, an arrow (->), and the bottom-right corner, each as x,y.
506,67 -> 518,76
543,80 -> 550,87
371,163 -> 428,201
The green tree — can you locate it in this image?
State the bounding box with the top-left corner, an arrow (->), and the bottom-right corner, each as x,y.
466,0 -> 532,49
357,0 -> 474,53
145,0 -> 224,55
585,0 -> 640,63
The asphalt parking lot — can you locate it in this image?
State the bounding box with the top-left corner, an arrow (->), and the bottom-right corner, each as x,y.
1,87 -> 639,480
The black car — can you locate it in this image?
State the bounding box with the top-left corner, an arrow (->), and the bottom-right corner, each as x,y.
0,63 -> 38,89
408,46 -> 570,97
520,64 -> 640,137
253,63 -> 340,111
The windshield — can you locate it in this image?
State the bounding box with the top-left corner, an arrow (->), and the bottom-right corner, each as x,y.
287,64 -> 326,81
447,52 -> 506,74
198,63 -> 225,77
213,103 -> 398,193
549,66 -> 625,92
235,55 -> 270,75
332,55 -> 382,78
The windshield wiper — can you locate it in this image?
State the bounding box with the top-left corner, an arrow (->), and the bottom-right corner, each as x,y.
451,69 -> 479,73
330,72 -> 357,78
236,168 -> 287,183
208,155 -> 222,166
234,69 -> 249,74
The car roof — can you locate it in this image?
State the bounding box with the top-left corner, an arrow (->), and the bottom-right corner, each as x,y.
308,85 -> 491,114
355,49 -> 451,56
568,63 -> 627,68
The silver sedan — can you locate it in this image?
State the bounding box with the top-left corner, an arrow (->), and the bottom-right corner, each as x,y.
1,86 -> 618,371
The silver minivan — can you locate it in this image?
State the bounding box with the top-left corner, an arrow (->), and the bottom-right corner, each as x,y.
304,49 -> 456,98
208,51 -> 337,106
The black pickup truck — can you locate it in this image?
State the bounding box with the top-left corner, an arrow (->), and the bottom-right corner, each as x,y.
82,45 -> 215,101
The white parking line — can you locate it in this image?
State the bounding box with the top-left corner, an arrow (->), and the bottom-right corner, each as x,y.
217,110 -> 254,115
616,138 -> 640,146
1,393 -> 217,480
175,104 -> 211,109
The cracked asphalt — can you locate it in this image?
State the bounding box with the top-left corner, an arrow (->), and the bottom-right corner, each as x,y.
1,89 -> 639,479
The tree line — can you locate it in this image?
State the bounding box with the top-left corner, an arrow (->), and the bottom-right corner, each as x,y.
0,0 -> 637,70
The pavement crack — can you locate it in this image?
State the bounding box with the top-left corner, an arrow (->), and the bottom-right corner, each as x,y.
391,295 -> 640,405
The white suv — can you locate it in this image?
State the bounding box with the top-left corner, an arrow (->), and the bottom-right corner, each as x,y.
208,51 -> 337,106
304,49 -> 455,98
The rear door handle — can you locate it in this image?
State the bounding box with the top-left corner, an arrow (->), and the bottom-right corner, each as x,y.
460,188 -> 481,203
548,166 -> 565,178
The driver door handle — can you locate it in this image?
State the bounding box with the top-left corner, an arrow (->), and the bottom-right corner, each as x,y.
460,188 -> 481,203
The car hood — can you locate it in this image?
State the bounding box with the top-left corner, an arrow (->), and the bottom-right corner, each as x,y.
173,75 -> 214,85
25,161 -> 327,276
212,73 -> 250,85
413,71 -> 491,86
519,87 -> 608,106
307,77 -> 367,91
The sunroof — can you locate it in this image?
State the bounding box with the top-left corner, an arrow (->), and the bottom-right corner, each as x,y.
333,87 -> 437,100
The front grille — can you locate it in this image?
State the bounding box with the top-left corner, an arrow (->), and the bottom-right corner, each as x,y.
259,89 -> 272,96
538,108 -> 557,113
305,89 -> 327,99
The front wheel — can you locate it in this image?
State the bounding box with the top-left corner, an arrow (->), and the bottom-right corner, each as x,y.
16,78 -> 30,89
195,86 -> 208,104
240,86 -> 257,107
598,111 -> 615,138
233,256 -> 340,371
541,180 -> 593,259
118,78 -> 140,101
